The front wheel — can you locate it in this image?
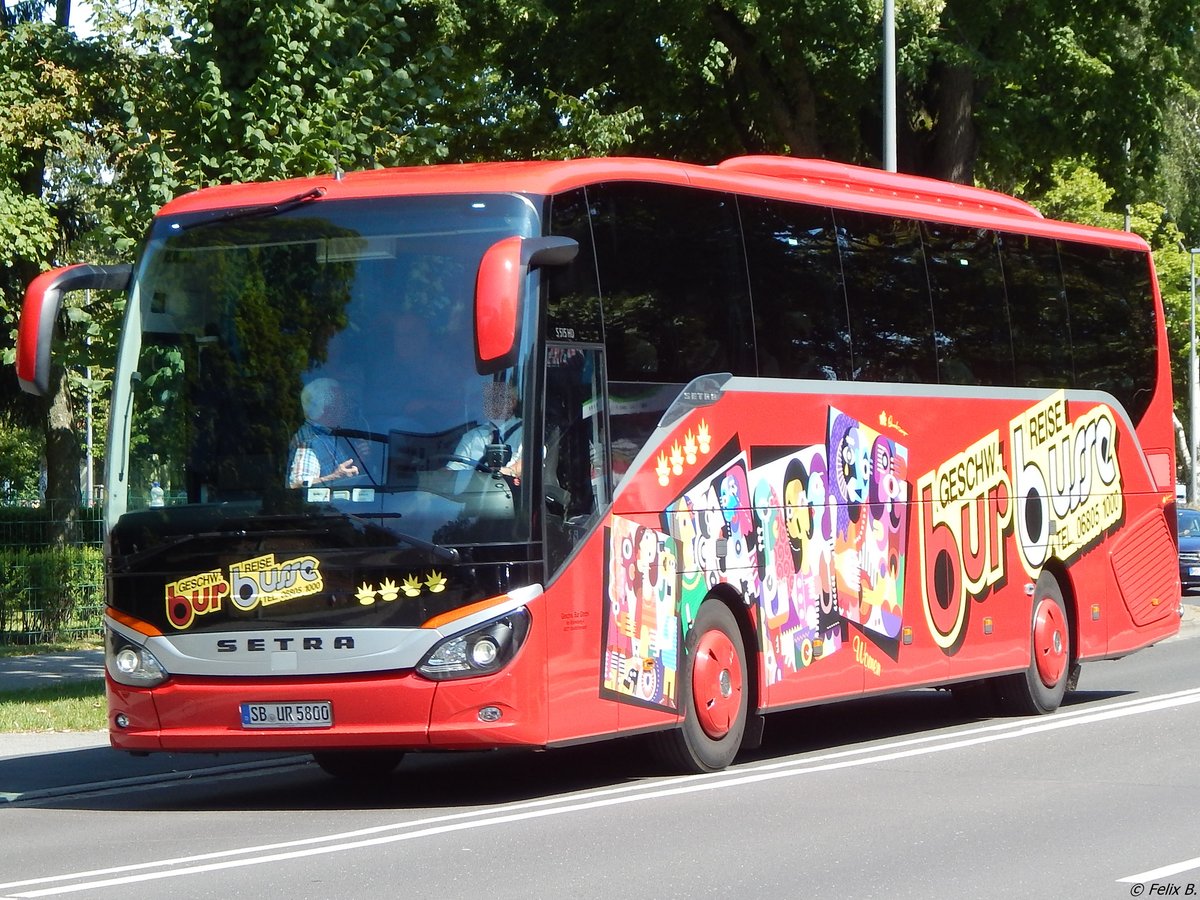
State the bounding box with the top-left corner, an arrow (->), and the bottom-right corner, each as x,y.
651,599 -> 748,773
995,572 -> 1071,716
312,749 -> 405,780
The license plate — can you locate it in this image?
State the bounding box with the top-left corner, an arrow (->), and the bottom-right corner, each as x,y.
240,701 -> 333,729
1189,567 -> 1200,577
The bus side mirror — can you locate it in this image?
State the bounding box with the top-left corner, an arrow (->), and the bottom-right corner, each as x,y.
16,263 -> 131,395
475,236 -> 578,375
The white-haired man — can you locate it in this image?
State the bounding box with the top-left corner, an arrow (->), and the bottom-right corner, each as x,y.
287,378 -> 361,488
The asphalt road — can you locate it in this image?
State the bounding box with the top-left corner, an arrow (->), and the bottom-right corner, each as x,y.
1,620 -> 1198,900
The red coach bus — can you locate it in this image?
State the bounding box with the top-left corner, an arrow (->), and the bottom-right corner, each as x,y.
17,156 -> 1181,776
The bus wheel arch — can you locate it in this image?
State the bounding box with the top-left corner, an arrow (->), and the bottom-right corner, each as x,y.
652,590 -> 755,773
995,566 -> 1074,715
1039,557 -> 1081,688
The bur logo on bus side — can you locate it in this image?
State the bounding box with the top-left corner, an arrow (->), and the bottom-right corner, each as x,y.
917,430 -> 1013,651
1010,392 -> 1123,573
917,391 -> 1123,653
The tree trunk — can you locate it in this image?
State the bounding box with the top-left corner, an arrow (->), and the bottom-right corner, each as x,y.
11,2 -> 82,542
929,60 -> 977,184
44,365 -> 81,545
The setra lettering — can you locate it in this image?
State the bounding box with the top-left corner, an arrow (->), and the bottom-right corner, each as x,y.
214,636 -> 356,652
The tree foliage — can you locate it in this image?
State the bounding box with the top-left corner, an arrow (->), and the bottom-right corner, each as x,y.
95,0 -> 453,244
5,0 -> 1200,502
0,3 -> 126,520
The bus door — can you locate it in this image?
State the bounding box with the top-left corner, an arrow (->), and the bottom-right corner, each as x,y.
543,344 -> 617,740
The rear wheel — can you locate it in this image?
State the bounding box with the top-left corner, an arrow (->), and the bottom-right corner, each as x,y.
995,572 -> 1071,715
651,599 -> 748,773
312,749 -> 405,780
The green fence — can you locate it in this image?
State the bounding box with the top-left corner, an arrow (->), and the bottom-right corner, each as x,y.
0,506 -> 105,646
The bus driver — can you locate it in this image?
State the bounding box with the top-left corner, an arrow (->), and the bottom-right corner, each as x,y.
448,380 -> 523,478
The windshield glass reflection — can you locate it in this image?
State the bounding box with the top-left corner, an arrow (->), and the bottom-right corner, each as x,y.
111,194 -> 538,546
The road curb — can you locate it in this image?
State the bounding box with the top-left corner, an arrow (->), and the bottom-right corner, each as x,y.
0,754 -> 311,805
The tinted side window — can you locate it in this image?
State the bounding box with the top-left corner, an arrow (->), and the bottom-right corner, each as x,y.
998,233 -> 1073,390
740,196 -> 851,380
836,211 -> 937,383
547,189 -> 602,343
923,224 -> 1014,385
588,182 -> 755,382
1059,242 -> 1157,422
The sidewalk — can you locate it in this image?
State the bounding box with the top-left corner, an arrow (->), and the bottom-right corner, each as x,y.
0,649 -> 104,694
0,649 -> 307,803
0,649 -> 107,762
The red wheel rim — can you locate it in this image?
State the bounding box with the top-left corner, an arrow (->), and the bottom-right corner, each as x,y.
692,629 -> 743,739
1032,598 -> 1067,688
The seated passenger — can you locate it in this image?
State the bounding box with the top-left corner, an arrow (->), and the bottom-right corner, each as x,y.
287,378 -> 361,488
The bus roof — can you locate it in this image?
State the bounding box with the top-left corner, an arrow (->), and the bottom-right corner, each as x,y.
158,156 -> 1150,252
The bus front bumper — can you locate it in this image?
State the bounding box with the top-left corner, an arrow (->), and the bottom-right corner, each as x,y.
107,665 -> 547,754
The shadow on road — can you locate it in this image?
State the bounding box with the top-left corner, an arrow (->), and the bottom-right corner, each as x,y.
14,683 -> 1136,815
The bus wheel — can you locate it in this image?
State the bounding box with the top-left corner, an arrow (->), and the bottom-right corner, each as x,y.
312,749 -> 405,780
651,600 -> 748,773
995,572 -> 1071,716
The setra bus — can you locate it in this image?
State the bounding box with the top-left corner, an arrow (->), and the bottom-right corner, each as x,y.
16,156 -> 1182,776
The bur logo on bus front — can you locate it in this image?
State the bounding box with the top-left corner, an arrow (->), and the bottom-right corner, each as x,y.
165,553 -> 324,630
917,390 -> 1123,652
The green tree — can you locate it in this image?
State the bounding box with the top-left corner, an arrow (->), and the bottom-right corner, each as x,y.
0,1 -> 123,530
97,0 -> 453,238
436,0 -> 1198,199
3,0 -> 457,522
0,417 -> 41,503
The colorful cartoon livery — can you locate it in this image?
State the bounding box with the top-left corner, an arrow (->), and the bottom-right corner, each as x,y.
17,156 -> 1179,775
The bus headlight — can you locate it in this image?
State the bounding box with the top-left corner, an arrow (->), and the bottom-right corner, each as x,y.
417,608 -> 530,680
105,627 -> 169,687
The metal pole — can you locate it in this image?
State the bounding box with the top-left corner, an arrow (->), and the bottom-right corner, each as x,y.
85,289 -> 94,507
86,362 -> 93,507
883,0 -> 896,172
1191,250 -> 1198,504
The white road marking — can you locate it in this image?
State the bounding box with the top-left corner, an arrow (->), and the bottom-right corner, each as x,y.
4,686 -> 1200,898
1117,855 -> 1200,883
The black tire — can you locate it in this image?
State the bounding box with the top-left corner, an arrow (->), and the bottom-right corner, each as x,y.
312,749 -> 405,780
994,572 -> 1071,716
650,600 -> 748,773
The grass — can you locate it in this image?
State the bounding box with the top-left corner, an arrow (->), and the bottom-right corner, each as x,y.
0,639 -> 102,659
0,681 -> 107,732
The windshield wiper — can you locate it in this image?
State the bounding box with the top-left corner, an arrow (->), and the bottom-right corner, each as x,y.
342,513 -> 461,564
179,187 -> 326,232
112,528 -> 325,573
110,530 -> 274,574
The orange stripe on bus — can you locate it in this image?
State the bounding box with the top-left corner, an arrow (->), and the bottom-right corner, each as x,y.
106,607 -> 163,637
422,595 -> 511,630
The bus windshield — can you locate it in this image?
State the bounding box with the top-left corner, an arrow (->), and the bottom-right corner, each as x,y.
107,193 -> 540,549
